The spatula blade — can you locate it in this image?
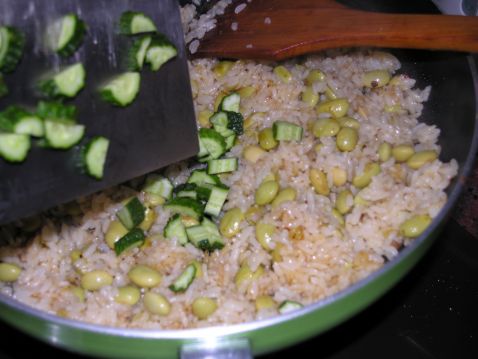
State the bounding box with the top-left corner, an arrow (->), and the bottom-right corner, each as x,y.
0,0 -> 197,225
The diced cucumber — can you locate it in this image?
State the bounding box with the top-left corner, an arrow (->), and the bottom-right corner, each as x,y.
0,26 -> 25,73
204,186 -> 229,217
127,35 -> 152,71
39,63 -> 86,98
0,133 -> 30,162
83,136 -> 109,180
187,169 -> 222,186
219,92 -> 240,113
164,214 -> 188,245
224,134 -> 236,150
100,72 -> 141,107
210,112 -> 234,137
164,197 -> 204,220
114,228 -> 145,255
143,174 -> 173,200
44,119 -> 85,149
186,217 -> 224,252
50,14 -> 86,57
207,158 -> 238,174
196,186 -> 212,202
278,300 -> 303,314
119,11 -> 157,35
198,128 -> 226,162
0,74 -> 8,97
145,34 -> 177,71
37,101 -> 77,121
116,197 -> 146,229
174,183 -> 198,199
0,106 -> 44,137
273,121 -> 303,141
169,263 -> 196,292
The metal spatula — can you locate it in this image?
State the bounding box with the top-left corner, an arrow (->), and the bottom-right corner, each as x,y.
0,0 -> 197,225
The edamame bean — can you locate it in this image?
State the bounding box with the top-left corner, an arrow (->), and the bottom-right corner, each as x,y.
316,98 -> 349,118
352,162 -> 381,188
70,249 -> 82,263
143,193 -> 166,207
336,127 -> 358,152
331,167 -> 347,187
81,270 -> 113,291
301,87 -> 319,107
0,263 -> 22,282
331,208 -> 345,226
212,61 -> 234,78
191,260 -> 203,278
220,208 -> 244,238
363,70 -> 391,88
198,110 -> 213,128
274,65 -> 292,83
144,292 -> 171,315
400,215 -> 432,238
312,118 -> 341,138
309,169 -> 329,195
245,205 -> 264,224
128,265 -> 162,288
255,222 -> 275,251
336,190 -> 354,214
238,86 -> 256,98
272,243 -> 283,262
214,92 -> 226,111
324,86 -> 338,100
378,142 -> 392,162
192,297 -> 218,319
406,150 -> 438,169
305,69 -> 325,85
392,145 -> 415,162
105,220 -> 129,249
255,295 -> 276,311
115,286 -> 141,305
255,180 -> 279,205
272,187 -> 297,208
243,145 -> 266,163
139,207 -> 157,231
337,117 -> 360,129
181,215 -> 200,228
235,263 -> 264,288
258,128 -> 278,150
70,286 -> 85,302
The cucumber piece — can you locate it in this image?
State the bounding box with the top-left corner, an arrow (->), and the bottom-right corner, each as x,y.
114,228 -> 145,255
100,72 -> 140,107
186,217 -> 224,252
164,214 -> 188,245
219,92 -> 240,113
145,34 -> 177,71
143,174 -> 173,200
119,11 -> 157,35
116,197 -> 146,229
83,136 -> 109,180
278,300 -> 303,314
207,158 -> 238,174
209,112 -> 234,137
164,197 -> 204,220
187,169 -> 222,186
273,121 -> 303,142
44,119 -> 84,149
204,186 -> 229,217
224,134 -> 236,150
37,101 -> 77,121
0,106 -> 44,137
0,74 -> 7,98
174,183 -> 198,199
198,128 -> 226,162
39,63 -> 86,98
51,14 -> 86,57
127,35 -> 151,71
169,263 -> 196,292
0,133 -> 30,162
0,26 -> 25,73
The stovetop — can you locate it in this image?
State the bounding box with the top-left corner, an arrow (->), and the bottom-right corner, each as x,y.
0,159 -> 477,358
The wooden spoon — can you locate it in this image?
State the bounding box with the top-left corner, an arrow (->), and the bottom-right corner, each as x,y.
194,0 -> 478,60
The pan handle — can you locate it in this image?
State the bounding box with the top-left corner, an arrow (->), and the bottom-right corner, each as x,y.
432,0 -> 478,15
180,338 -> 253,359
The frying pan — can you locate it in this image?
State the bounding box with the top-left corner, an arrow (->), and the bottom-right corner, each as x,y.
0,0 -> 477,358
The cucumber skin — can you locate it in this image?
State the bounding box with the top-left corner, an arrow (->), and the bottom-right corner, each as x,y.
57,16 -> 86,58
38,64 -> 85,99
127,36 -> 151,71
36,101 -> 77,121
119,11 -> 157,35
100,88 -> 138,107
83,136 -> 109,180
0,27 -> 25,73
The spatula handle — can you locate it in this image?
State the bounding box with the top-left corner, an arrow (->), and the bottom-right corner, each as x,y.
195,2 -> 478,60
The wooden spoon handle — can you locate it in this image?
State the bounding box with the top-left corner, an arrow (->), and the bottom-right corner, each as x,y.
195,1 -> 478,60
